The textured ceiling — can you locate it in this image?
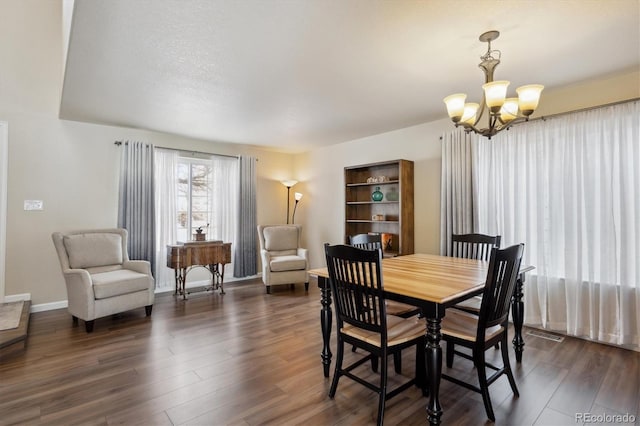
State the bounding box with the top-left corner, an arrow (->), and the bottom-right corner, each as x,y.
60,0 -> 640,152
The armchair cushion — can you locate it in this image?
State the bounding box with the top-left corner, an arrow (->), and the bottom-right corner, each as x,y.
263,226 -> 299,251
64,233 -> 123,269
91,269 -> 153,299
270,255 -> 307,272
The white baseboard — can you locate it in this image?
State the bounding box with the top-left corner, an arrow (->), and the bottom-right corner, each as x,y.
31,300 -> 68,313
8,274 -> 263,313
3,292 -> 67,313
4,293 -> 31,303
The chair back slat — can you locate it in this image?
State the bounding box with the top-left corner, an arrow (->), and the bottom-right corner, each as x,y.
477,244 -> 524,335
451,233 -> 501,261
325,244 -> 386,335
349,233 -> 383,251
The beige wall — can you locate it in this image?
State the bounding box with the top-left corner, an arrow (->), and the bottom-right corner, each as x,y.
1,1 -> 638,306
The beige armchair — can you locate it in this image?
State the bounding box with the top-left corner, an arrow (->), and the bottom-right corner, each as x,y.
52,228 -> 155,332
257,225 -> 309,294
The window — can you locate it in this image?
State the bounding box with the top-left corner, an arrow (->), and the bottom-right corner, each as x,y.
155,149 -> 241,290
177,158 -> 212,242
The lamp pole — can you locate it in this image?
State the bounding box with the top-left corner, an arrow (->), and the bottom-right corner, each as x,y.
286,185 -> 291,224
281,180 -> 298,224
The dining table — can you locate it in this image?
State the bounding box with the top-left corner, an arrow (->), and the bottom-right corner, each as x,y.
308,253 -> 534,426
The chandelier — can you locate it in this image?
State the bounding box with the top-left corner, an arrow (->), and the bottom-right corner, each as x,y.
443,30 -> 544,139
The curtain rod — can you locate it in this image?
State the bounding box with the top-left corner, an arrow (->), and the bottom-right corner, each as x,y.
439,97 -> 639,140
114,141 -> 244,160
530,97 -> 639,123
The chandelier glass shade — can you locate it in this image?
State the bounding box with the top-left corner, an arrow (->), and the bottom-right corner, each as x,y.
444,31 -> 544,138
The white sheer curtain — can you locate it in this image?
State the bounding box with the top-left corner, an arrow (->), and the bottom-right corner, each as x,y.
208,156 -> 239,277
440,129 -> 478,255
154,148 -> 178,290
473,101 -> 640,350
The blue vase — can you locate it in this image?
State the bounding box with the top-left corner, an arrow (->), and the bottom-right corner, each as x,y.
371,187 -> 383,202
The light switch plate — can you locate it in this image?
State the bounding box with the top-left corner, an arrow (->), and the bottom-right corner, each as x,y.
24,200 -> 44,210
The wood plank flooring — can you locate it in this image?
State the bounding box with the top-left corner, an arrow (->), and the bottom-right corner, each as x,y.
0,278 -> 638,425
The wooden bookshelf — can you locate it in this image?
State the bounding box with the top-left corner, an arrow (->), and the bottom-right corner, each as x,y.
344,159 -> 414,256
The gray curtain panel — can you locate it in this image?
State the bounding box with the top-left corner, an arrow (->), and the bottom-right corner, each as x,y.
118,141 -> 156,275
234,155 -> 257,277
440,129 -> 477,256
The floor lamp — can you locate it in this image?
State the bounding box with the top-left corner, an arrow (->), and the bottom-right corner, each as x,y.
281,180 -> 297,224
292,192 -> 303,224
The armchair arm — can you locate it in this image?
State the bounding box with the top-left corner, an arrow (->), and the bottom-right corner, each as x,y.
123,260 -> 155,300
123,260 -> 152,275
260,249 -> 271,269
297,248 -> 309,265
62,269 -> 95,320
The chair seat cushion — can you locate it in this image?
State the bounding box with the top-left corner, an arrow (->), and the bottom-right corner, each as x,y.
441,309 -> 503,342
341,315 -> 424,347
91,269 -> 150,299
270,255 -> 306,272
385,300 -> 419,316
453,295 -> 482,312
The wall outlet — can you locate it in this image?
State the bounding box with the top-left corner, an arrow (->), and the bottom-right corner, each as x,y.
24,200 -> 44,211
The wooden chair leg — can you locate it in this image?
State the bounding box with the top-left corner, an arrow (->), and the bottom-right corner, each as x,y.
304,282 -> 309,291
85,320 -> 95,333
329,338 -> 345,398
393,352 -> 402,374
376,354 -> 388,426
145,305 -> 153,316
474,349 -> 495,422
446,341 -> 455,368
371,355 -> 379,373
266,285 -> 271,294
415,341 -> 428,396
501,337 -> 519,396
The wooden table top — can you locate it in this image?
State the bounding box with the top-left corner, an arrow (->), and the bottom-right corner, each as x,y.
309,253 -> 534,305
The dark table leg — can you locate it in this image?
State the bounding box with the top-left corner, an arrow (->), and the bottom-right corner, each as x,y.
174,268 -> 188,300
425,306 -> 445,425
318,276 -> 333,378
512,272 -> 526,362
207,263 -> 226,294
218,263 -> 226,294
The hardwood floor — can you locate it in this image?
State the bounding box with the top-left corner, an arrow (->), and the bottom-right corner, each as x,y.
1,278 -> 638,425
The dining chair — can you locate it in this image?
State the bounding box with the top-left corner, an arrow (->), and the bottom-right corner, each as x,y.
450,233 -> 501,314
324,243 -> 426,426
349,233 -> 420,373
442,243 -> 524,422
349,234 -> 420,316
451,233 -> 501,261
